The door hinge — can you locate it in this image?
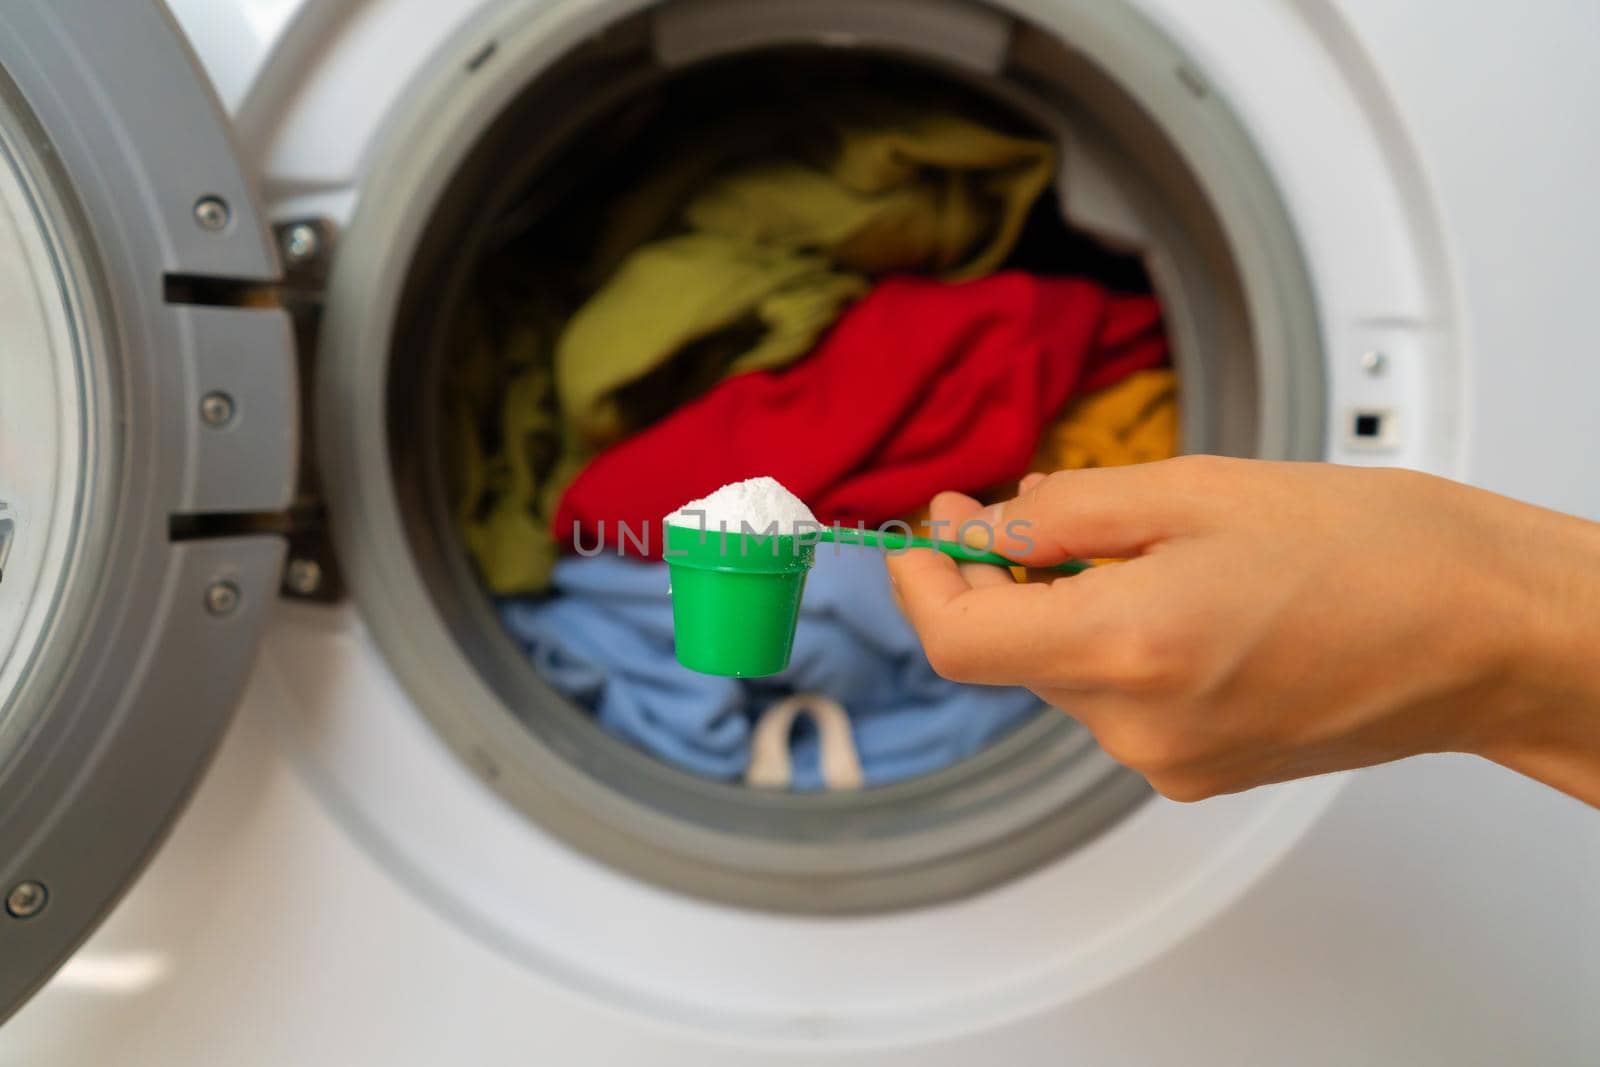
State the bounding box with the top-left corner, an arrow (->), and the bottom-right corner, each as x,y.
162,218 -> 344,601
274,218 -> 344,603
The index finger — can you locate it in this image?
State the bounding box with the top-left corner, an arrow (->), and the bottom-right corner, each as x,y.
968,458 -> 1220,566
890,556 -> 1126,687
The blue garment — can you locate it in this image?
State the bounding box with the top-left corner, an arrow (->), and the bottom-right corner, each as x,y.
498,546 -> 1042,789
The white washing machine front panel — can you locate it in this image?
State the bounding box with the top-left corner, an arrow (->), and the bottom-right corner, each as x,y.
6,0 -> 1598,1063
178,0 -> 1430,1039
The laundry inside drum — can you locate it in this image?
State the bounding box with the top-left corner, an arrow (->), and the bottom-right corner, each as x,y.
373,1 -> 1310,910
431,51 -> 1174,793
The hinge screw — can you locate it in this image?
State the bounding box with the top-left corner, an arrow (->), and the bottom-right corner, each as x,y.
6,881 -> 47,919
193,196 -> 231,232
205,580 -> 242,617
200,391 -> 235,427
281,224 -> 321,267
284,558 -> 323,596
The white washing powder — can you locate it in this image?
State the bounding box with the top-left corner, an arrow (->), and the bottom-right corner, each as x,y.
665,476 -> 819,533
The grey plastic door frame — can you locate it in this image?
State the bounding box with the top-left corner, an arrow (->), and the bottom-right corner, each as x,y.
0,0 -> 296,1021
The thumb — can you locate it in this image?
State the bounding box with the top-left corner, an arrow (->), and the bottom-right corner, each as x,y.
964,458 -> 1212,565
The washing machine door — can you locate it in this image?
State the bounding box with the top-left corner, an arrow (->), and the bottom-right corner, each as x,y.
0,0 -> 294,1020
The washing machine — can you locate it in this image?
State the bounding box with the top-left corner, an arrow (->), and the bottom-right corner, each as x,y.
1,0 -> 1596,1062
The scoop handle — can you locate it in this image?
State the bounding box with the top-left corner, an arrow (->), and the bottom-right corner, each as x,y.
815,527 -> 1089,575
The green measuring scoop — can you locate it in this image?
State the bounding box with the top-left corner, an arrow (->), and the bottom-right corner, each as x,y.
664,523 -> 1089,677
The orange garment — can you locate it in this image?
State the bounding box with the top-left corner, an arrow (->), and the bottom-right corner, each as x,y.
1031,368 -> 1178,472
904,368 -> 1179,571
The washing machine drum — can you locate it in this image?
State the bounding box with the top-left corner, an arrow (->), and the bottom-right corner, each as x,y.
312,0 -> 1323,916
0,1 -> 297,1020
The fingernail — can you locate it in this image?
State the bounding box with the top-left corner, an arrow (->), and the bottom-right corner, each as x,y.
963,505 -> 1001,548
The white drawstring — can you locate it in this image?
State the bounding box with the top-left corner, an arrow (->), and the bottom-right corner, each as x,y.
745,693 -> 864,792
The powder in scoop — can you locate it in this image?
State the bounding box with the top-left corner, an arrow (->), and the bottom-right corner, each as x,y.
665,476 -> 818,532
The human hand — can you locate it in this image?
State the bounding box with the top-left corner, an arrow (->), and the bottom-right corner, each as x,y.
886,456 -> 1600,805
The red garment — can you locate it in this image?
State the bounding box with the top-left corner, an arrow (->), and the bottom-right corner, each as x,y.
556,273 -> 1168,557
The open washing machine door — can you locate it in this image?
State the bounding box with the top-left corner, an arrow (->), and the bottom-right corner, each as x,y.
0,0 -> 295,1020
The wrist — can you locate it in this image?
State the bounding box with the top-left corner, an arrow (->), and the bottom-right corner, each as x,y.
1466,497 -> 1600,804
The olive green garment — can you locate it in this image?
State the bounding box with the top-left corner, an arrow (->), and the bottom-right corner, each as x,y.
556,109 -> 1055,449
685,112 -> 1054,277
459,365 -> 563,593
555,232 -> 869,449
454,296 -> 566,594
